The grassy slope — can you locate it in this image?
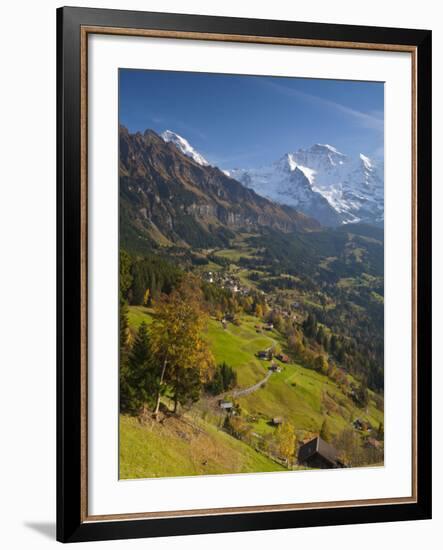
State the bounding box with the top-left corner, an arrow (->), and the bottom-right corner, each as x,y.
127,305 -> 154,330
122,306 -> 383,478
120,414 -> 284,479
205,314 -> 383,438
126,306 -> 383,435
207,316 -> 272,387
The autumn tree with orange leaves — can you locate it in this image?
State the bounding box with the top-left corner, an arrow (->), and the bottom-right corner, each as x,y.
150,274 -> 214,418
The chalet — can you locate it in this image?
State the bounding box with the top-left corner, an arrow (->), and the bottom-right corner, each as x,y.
219,400 -> 233,410
353,418 -> 365,431
269,363 -> 282,373
264,323 -> 274,331
272,417 -> 283,426
258,349 -> 273,360
298,437 -> 346,469
276,353 -> 289,364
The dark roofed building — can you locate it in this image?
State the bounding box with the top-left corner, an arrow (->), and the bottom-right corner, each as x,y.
298,437 -> 346,469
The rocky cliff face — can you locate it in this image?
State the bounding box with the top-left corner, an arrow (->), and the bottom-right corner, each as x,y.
119,127 -> 319,250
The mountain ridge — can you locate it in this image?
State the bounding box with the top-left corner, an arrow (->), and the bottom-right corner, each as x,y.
119,126 -> 319,252
230,144 -> 384,227
156,130 -> 384,227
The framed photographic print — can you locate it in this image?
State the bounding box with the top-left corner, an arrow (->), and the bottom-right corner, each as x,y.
57,6 -> 432,543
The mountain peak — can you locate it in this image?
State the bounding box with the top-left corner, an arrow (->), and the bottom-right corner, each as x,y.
161,130 -> 209,166
359,153 -> 373,171
308,143 -> 345,157
228,143 -> 383,226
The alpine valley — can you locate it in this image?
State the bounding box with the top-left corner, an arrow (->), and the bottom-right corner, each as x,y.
119,126 -> 385,479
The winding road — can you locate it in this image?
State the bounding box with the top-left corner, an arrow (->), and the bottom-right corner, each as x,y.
219,370 -> 273,400
230,370 -> 273,397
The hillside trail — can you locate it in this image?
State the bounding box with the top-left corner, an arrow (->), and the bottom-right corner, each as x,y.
208,327 -> 279,403
216,370 -> 273,401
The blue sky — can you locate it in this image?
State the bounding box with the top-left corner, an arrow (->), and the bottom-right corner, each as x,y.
119,69 -> 384,169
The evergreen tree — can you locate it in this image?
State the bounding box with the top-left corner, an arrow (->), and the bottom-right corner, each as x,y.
205,362 -> 237,396
316,325 -> 325,346
377,421 -> 384,440
303,313 -> 317,338
120,322 -> 158,413
330,334 -> 338,354
323,334 -> 330,352
171,367 -> 202,413
220,362 -> 237,391
355,379 -> 370,408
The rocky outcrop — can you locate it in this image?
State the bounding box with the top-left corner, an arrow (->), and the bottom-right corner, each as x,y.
119,127 -> 319,250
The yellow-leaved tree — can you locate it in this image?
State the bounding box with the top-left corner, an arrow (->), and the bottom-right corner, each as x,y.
275,421 -> 296,468
143,288 -> 150,307
149,274 -> 214,418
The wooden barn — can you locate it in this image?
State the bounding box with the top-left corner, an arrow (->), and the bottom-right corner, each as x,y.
219,400 -> 233,411
297,437 -> 346,469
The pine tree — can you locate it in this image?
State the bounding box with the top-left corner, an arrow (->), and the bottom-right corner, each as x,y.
316,325 -> 325,346
171,367 -> 202,413
356,379 -> 370,408
119,249 -> 133,301
330,334 -> 338,354
303,313 -> 317,338
323,334 -> 330,352
120,321 -> 158,414
377,422 -> 384,440
119,298 -> 131,413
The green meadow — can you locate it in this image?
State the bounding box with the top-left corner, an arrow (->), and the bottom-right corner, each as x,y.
120,306 -> 383,478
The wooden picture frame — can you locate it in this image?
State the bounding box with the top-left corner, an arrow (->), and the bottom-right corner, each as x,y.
57,6 -> 432,543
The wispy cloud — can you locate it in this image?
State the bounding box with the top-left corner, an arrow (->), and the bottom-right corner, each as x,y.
206,147 -> 269,169
258,78 -> 383,132
150,116 -> 165,125
143,115 -> 208,141
173,121 -> 208,141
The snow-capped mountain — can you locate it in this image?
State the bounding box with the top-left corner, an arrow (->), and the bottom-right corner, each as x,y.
230,144 -> 384,226
229,154 -> 342,226
161,131 -> 383,227
161,130 -> 209,166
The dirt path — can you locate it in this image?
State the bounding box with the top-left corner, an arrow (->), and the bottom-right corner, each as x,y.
231,370 -> 273,397
220,370 -> 273,400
